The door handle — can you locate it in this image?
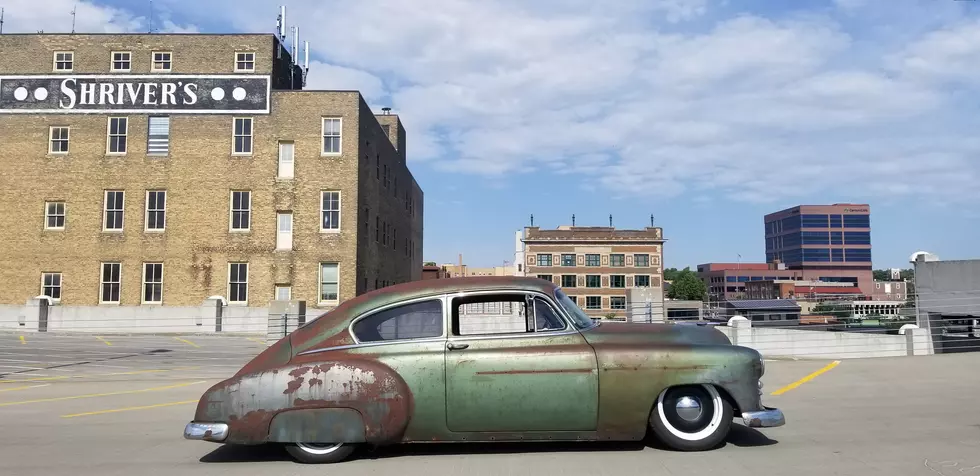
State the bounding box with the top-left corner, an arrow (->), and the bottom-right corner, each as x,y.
447,342 -> 469,350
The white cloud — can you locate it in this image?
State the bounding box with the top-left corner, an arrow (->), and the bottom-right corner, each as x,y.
0,0 -> 195,33
17,0 -> 980,206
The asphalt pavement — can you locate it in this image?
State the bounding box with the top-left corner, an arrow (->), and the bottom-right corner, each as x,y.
1,332 -> 978,476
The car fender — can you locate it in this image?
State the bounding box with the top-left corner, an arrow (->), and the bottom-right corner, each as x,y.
194,358 -> 413,445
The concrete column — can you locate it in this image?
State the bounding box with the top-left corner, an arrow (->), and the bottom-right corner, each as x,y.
906,328 -> 933,356
20,298 -> 49,332
200,298 -> 224,331
729,316 -> 752,346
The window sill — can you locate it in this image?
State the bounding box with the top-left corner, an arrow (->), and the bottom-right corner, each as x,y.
141,302 -> 163,306
103,154 -> 127,158
144,229 -> 166,234
320,153 -> 342,158
147,154 -> 169,159
102,230 -> 125,234
229,229 -> 251,234
231,154 -> 253,158
227,302 -> 249,307
98,302 -> 121,306
43,228 -> 65,232
319,229 -> 341,234
46,153 -> 70,158
317,301 -> 339,308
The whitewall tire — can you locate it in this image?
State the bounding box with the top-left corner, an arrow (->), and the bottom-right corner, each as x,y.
649,384 -> 733,451
284,442 -> 357,464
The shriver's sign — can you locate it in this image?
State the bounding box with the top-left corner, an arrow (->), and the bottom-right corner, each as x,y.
0,75 -> 271,114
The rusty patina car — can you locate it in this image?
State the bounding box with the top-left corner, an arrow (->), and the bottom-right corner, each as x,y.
183,276 -> 784,463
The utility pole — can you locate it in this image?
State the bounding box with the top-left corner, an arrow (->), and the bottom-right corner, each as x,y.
1,8 -> 5,35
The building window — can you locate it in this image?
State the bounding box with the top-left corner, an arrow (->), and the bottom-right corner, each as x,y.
829,214 -> 843,228
536,254 -> 553,266
802,231 -> 830,245
586,275 -> 601,288
147,116 -> 170,156
319,262 -> 340,303
106,117 -> 128,154
322,118 -> 342,155
228,263 -> 248,303
320,191 -> 340,232
831,232 -> 843,245
53,51 -> 73,71
585,296 -> 601,310
230,190 -> 251,231
143,263 -> 163,304
635,275 -> 650,287
232,117 -> 253,155
845,248 -> 872,262
561,254 -> 576,267
145,190 -> 166,231
110,51 -> 131,72
634,254 -> 650,267
41,272 -> 62,301
152,51 -> 172,72
235,52 -> 255,72
277,141 -> 294,179
610,254 -> 625,267
844,231 -> 871,245
610,297 -> 626,310
537,274 -> 553,282
561,275 -> 577,287
610,275 -> 626,288
49,126 -> 70,154
375,216 -> 379,242
802,248 -> 831,262
801,214 -> 829,228
585,254 -> 600,267
276,285 -> 292,301
103,190 -> 125,231
100,262 -> 121,304
843,214 -> 870,228
276,212 -> 293,250
44,201 -> 66,230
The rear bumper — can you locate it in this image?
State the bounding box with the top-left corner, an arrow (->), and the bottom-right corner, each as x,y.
183,421 -> 229,442
741,407 -> 785,428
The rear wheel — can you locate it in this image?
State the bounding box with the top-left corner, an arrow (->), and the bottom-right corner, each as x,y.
648,384 -> 732,451
284,442 -> 357,464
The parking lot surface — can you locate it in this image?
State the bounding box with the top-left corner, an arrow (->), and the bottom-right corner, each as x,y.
1,332 -> 979,476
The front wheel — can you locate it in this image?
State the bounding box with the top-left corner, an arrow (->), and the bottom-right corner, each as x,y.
284,442 -> 357,464
649,384 -> 732,451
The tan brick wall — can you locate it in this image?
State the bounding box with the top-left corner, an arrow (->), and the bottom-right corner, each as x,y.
0,35 -> 424,308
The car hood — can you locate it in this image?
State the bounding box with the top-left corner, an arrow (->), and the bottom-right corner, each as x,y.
581,322 -> 732,347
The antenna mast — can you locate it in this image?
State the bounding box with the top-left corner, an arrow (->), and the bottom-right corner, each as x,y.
1,8 -> 5,35
71,5 -> 76,34
148,0 -> 155,33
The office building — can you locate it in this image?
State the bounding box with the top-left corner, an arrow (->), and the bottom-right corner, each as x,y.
516,224 -> 665,318
0,31 -> 423,309
764,204 -> 872,270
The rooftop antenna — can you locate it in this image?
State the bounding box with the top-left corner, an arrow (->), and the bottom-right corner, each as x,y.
1,8 -> 5,35
71,5 -> 76,34
147,0 -> 154,33
278,5 -> 286,39
609,214 -> 613,227
292,25 -> 299,65
650,214 -> 655,227
572,214 -> 576,226
303,40 -> 309,86
530,214 -> 534,227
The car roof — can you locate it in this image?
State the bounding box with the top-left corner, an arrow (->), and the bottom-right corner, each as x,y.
297,276 -> 559,338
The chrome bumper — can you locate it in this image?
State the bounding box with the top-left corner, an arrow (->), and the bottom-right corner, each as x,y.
183,422 -> 229,442
741,407 -> 785,428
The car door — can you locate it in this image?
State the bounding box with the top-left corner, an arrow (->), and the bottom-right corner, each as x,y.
444,290 -> 599,433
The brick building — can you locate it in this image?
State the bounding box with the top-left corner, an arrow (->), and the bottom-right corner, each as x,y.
0,32 -> 423,309
515,224 -> 665,318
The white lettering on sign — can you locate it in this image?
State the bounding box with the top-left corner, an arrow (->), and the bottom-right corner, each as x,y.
57,78 -> 204,109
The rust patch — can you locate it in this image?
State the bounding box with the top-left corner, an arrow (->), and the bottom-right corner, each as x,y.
309,377 -> 323,387
475,368 -> 595,375
284,377 -> 305,395
288,366 -> 311,378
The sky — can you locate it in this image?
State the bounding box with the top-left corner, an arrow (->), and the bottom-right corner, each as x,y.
4,0 -> 980,270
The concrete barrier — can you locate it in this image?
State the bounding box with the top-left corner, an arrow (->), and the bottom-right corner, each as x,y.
713,317 -> 933,359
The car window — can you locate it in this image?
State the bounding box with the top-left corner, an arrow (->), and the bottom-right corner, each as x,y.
534,297 -> 567,331
555,289 -> 597,330
352,299 -> 444,342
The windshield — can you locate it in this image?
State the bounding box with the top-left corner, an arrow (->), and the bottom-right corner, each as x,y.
554,289 -> 597,330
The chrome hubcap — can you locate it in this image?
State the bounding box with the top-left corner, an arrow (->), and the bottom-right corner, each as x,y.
675,396 -> 703,421
296,442 -> 343,455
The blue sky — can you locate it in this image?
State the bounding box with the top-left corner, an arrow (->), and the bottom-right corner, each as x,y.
7,0 -> 980,269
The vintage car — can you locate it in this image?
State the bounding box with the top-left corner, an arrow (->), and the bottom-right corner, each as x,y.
183,276 -> 784,464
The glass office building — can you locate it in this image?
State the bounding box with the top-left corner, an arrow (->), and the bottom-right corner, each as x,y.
764,204 -> 872,270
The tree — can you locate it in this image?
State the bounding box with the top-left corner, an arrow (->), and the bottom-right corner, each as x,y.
812,303 -> 852,319
423,261 -> 436,266
666,269 -> 707,301
664,267 -> 689,282
872,269 -> 890,280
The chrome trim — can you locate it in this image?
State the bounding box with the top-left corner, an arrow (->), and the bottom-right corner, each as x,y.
741,407 -> 785,428
297,337 -> 447,356
447,328 -> 581,343
183,422 -> 229,442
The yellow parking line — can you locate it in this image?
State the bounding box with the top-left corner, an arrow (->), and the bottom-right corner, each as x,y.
19,336 -> 26,345
246,337 -> 266,344
0,380 -> 206,407
62,399 -> 198,418
173,337 -> 200,348
0,367 -> 200,384
771,360 -> 841,396
0,384 -> 51,393
96,336 -> 112,346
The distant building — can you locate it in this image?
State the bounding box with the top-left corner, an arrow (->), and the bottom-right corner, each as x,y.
698,262 -> 872,301
744,279 -> 862,301
421,265 -> 450,280
725,299 -> 801,326
870,280 -> 908,302
764,203 -> 872,271
516,224 -> 665,319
